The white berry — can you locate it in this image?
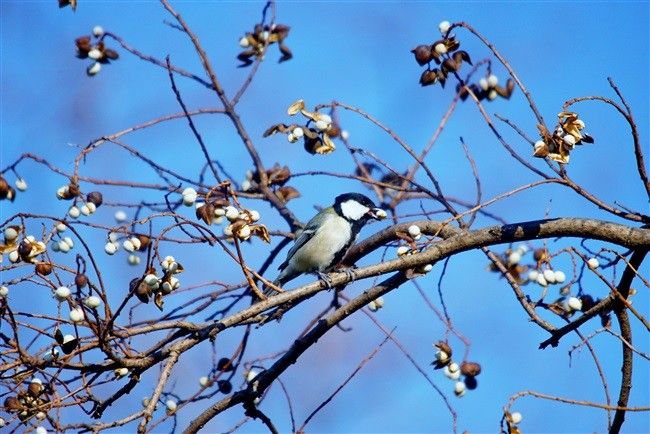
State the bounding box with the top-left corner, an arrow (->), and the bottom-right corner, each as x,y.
127,254 -> 140,265
239,36 -> 249,48
199,376 -> 210,387
454,381 -> 466,397
567,296 -> 583,311
4,227 -> 19,241
434,43 -> 447,54
408,225 -> 421,238
224,206 -> 240,222
166,399 -> 177,413
15,178 -> 28,191
543,269 -> 556,284
587,257 -> 600,269
55,286 -> 71,301
554,270 -> 566,283
438,20 -> 451,34
114,210 -> 127,222
84,296 -> 101,309
507,251 -> 522,265
87,62 -> 102,76
396,246 -> 410,257
182,187 -> 198,206
487,74 -> 498,87
69,307 -> 85,323
479,77 -> 489,91
510,411 -> 523,424
0,286 -> 8,297
68,206 -> 80,219
92,25 -> 104,37
104,242 -> 118,255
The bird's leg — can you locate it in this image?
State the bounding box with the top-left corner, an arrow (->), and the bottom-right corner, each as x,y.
341,266 -> 358,282
316,271 -> 334,289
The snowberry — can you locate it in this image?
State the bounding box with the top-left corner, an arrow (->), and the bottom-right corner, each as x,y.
182,187 -> 198,206
56,222 -> 67,232
69,307 -> 85,323
237,224 -> 251,240
63,237 -> 74,249
292,127 -> 304,138
454,381 -> 466,397
487,74 -> 498,87
507,251 -> 522,265
563,134 -> 576,147
444,363 -> 461,380
57,240 -> 71,253
104,242 -> 118,255
510,411 -> 523,424
479,78 -> 489,91
161,277 -> 180,294
114,367 -> 129,377
287,132 -> 297,143
239,36 -> 249,48
241,180 -> 252,192
144,274 -> 158,287
43,348 -> 60,361
87,62 -> 102,76
15,178 -> 28,191
567,296 -> 583,311
554,270 -> 566,283
421,264 -> 433,273
68,206 -> 80,219
114,210 -> 127,222
4,227 -> 18,241
56,185 -> 69,199
123,239 -> 135,252
224,206 -> 240,222
543,269 -> 556,284
374,296 -> 385,309
36,426 -> 48,434
408,224 -> 421,238
127,254 -> 140,265
55,286 -> 71,301
315,119 -> 330,131
368,301 -> 378,312
223,225 -> 233,237
9,250 -> 20,263
80,204 -> 91,216
340,130 -> 350,140
434,43 -> 447,54
199,376 -> 210,387
214,207 -> 226,217
92,25 -> 104,37
35,411 -> 46,420
516,244 -> 529,254
488,89 -> 498,100
435,350 -> 449,363
84,296 -> 102,309
166,399 -> 177,413
246,369 -> 259,383
396,246 -> 410,257
88,48 -> 102,60
248,210 -> 261,222
534,140 -> 546,152
162,256 -> 178,272
536,273 -> 548,286
130,237 -> 141,251
439,20 -> 451,34
0,286 -> 8,297
587,257 -> 600,269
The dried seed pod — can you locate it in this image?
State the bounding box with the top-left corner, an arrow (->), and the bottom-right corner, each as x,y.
86,191 -> 103,207
218,380 -> 233,394
434,341 -> 453,358
411,45 -> 433,66
419,69 -> 438,86
275,186 -> 301,203
28,382 -> 43,397
3,396 -> 22,412
217,357 -> 234,372
460,361 -> 481,377
196,203 -> 215,225
35,262 -> 53,276
17,239 -> 33,260
75,273 -> 88,289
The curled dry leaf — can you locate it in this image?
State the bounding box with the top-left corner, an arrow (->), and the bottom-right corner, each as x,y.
275,186 -> 301,203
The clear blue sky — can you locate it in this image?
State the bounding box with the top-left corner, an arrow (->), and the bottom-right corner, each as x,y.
1,1 -> 648,433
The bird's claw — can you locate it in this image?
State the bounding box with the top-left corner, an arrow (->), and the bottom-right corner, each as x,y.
342,267 -> 358,282
317,271 -> 334,289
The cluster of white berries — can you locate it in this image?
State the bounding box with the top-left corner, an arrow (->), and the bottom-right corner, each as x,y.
434,344 -> 465,397
527,268 -> 566,287
367,296 -> 385,312
104,233 -> 145,266
478,74 -> 500,101
408,224 -> 422,240
8,234 -> 47,263
51,236 -> 74,254
222,208 -> 261,242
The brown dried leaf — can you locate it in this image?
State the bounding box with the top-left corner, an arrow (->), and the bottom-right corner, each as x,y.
287,99 -> 305,116
251,224 -> 271,243
276,186 -> 301,203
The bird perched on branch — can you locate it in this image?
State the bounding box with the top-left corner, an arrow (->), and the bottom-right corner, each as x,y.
264,193 -> 386,296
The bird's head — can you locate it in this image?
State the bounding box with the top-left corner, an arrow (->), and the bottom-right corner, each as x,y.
333,193 -> 387,223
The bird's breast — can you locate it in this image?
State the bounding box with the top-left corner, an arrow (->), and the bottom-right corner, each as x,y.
291,215 -> 352,272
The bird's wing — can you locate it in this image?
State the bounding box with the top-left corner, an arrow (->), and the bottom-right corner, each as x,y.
278,207 -> 335,271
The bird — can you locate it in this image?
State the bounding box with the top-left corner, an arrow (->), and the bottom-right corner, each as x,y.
264,193 -> 386,296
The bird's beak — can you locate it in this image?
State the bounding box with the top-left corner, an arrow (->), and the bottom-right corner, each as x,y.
367,208 -> 387,220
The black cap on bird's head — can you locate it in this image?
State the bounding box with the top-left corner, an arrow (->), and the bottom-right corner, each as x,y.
333,193 -> 387,222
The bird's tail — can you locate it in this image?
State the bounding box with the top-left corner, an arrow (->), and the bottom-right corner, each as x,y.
262,267 -> 296,297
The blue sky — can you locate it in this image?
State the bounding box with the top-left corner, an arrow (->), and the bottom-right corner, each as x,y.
1,1 -> 648,433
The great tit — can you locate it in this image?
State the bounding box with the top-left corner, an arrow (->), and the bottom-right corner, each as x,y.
265,193 -> 386,296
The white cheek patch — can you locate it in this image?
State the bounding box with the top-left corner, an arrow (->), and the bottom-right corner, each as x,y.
340,200 -> 370,221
